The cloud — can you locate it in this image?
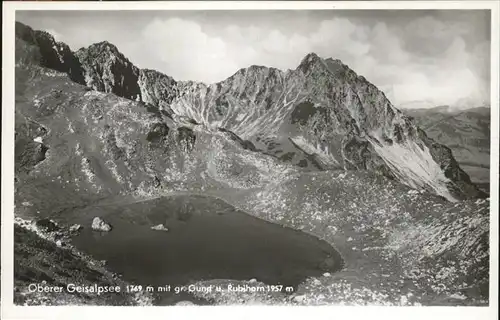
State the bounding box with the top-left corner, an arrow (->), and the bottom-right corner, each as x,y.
138,18 -> 238,83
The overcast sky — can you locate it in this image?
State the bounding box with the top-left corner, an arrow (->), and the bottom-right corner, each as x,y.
16,10 -> 491,108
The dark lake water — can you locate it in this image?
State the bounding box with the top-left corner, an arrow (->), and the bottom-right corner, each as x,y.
60,195 -> 342,304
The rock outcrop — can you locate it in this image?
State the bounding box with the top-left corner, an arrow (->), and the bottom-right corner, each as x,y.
138,69 -> 178,111
75,41 -> 142,100
150,224 -> 169,232
69,224 -> 82,233
91,217 -> 112,232
15,22 -> 85,84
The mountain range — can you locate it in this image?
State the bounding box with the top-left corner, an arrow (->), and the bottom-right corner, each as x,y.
14,21 -> 486,202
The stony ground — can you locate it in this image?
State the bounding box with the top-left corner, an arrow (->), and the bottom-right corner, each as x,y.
189,171 -> 489,306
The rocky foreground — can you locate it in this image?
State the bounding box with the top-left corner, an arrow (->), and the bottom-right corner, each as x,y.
13,217 -> 154,306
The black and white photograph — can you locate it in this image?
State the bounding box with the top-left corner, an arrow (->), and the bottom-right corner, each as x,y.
1,1 -> 499,319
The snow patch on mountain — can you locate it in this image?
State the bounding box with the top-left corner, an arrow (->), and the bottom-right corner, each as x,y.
369,137 -> 455,201
290,136 -> 339,166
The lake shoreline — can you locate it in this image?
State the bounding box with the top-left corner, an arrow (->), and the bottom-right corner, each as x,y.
14,193 -> 344,306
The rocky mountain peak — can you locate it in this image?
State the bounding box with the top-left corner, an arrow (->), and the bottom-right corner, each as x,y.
300,52 -> 322,64
227,64 -> 284,83
296,52 -> 325,73
138,68 -> 179,108
77,41 -> 127,63
295,52 -> 359,87
325,57 -> 344,64
248,64 -> 269,70
90,40 -> 119,51
75,40 -> 141,100
296,52 -> 346,71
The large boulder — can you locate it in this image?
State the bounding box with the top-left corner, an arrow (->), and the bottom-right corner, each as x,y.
91,217 -> 112,232
150,224 -> 169,232
69,224 -> 82,233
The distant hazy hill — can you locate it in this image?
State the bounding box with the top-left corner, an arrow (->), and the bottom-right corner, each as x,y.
403,106 -> 490,192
